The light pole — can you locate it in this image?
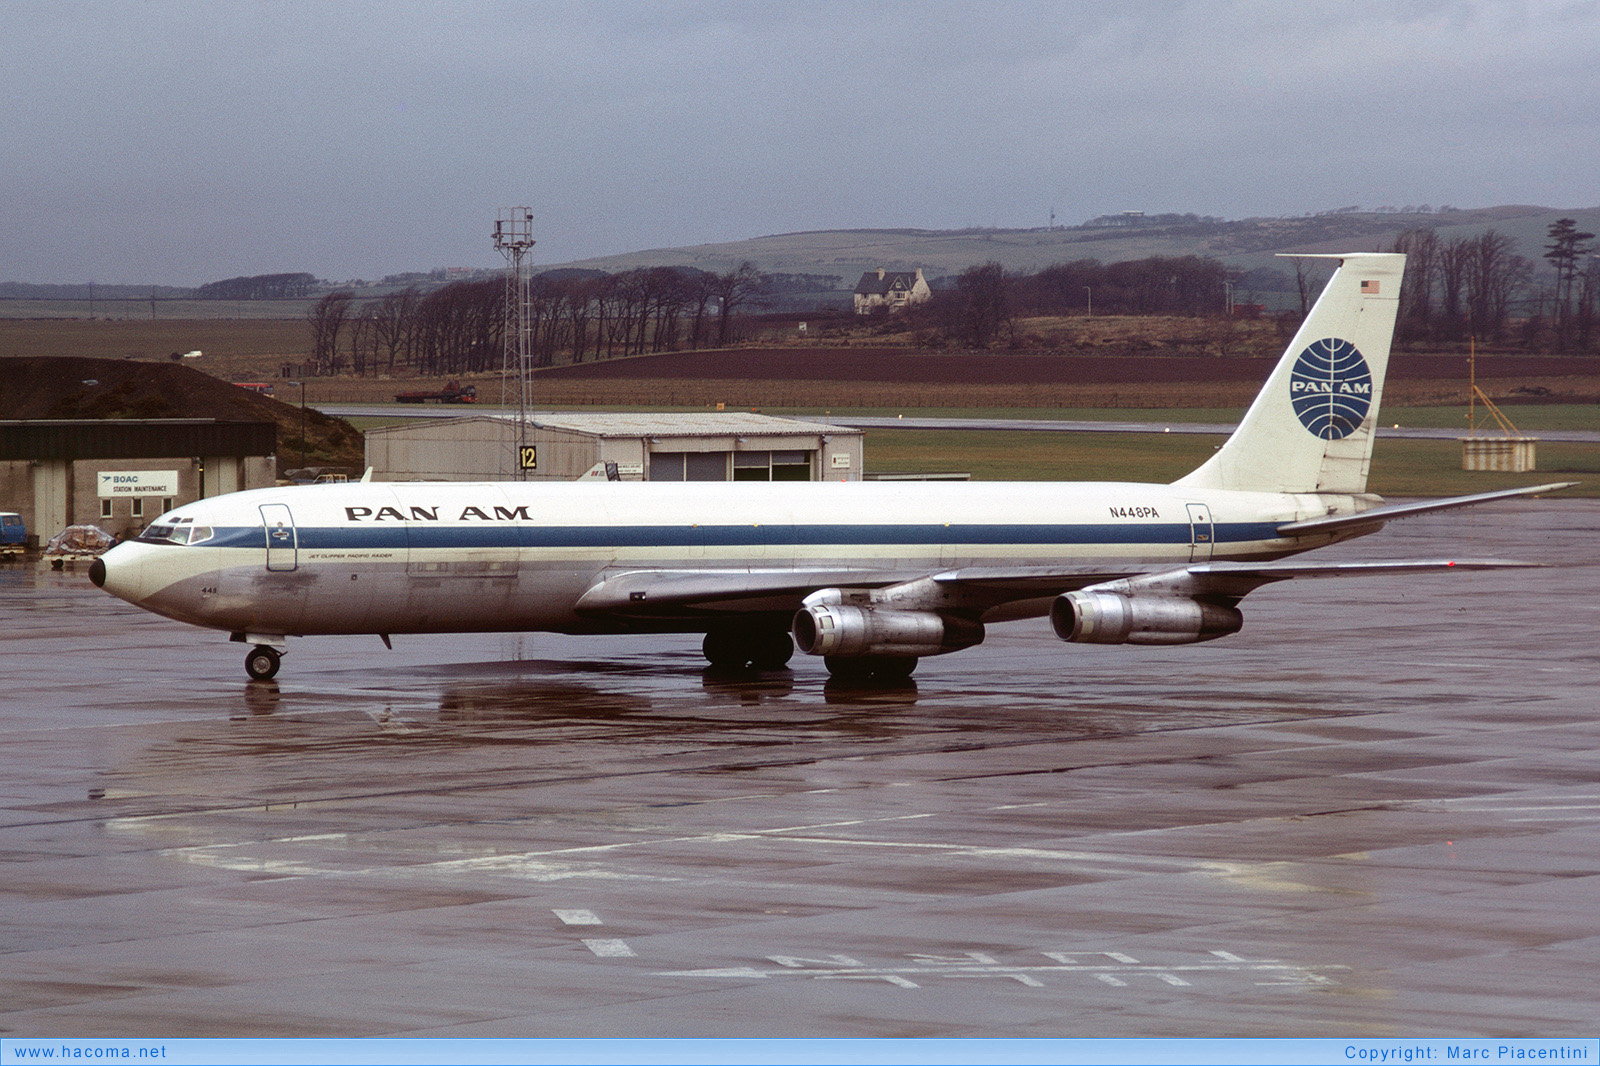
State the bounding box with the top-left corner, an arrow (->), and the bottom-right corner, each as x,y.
297,380 -> 307,468
1084,287 -> 1092,318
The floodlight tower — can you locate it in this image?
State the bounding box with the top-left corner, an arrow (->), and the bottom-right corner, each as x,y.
494,208 -> 537,479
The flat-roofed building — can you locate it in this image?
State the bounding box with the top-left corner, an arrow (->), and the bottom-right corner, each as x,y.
0,419 -> 277,546
365,412 -> 864,483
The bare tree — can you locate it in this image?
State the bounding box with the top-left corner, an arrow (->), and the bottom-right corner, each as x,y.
1465,230 -> 1526,340
1390,228 -> 1438,335
939,261 -> 1011,348
1436,237 -> 1472,339
711,262 -> 762,346
1293,258 -> 1321,319
370,287 -> 418,373
308,292 -> 353,375
1577,256 -> 1600,353
347,306 -> 374,376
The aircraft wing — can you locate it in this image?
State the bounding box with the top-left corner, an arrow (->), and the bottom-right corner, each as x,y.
575,557 -> 1545,624
1173,557 -> 1545,598
927,558 -> 1541,606
1278,482 -> 1575,537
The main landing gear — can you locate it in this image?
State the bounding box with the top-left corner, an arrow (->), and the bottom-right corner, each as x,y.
823,655 -> 917,682
702,627 -> 794,671
244,644 -> 282,681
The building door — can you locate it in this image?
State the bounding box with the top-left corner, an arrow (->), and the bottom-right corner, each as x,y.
261,503 -> 297,571
1186,502 -> 1214,563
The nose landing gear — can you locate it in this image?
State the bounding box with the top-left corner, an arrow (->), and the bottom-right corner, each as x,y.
245,644 -> 282,681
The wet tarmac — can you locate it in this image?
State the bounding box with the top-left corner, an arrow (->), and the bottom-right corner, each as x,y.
2,500 -> 1597,1037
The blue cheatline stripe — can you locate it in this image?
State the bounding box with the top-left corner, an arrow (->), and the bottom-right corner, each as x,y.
208,521 -> 1284,552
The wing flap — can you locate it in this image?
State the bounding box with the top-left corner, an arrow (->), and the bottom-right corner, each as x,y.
574,567 -> 913,618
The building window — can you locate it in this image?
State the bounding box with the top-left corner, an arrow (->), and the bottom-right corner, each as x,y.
100,499 -> 114,519
732,450 -> 813,482
648,451 -> 729,481
161,498 -> 173,516
130,498 -> 144,518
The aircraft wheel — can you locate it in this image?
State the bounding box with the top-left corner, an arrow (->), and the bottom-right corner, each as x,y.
823,656 -> 873,681
871,656 -> 918,681
824,655 -> 917,682
702,629 -> 747,668
749,629 -> 794,670
245,645 -> 282,681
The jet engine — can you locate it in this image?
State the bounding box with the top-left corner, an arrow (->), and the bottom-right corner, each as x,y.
792,603 -> 984,659
1050,590 -> 1243,646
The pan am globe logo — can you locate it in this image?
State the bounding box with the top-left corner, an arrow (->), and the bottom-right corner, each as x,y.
1289,338 -> 1372,440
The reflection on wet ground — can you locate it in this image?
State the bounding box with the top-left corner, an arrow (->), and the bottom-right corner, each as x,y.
2,501 -> 1598,1036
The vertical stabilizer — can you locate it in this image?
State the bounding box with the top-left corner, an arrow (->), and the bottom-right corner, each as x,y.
1174,252 -> 1404,494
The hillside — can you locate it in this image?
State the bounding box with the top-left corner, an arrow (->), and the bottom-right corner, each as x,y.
549,205 -> 1600,284
0,357 -> 364,468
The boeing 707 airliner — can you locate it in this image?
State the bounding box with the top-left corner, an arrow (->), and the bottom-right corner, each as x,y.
91,253 -> 1569,681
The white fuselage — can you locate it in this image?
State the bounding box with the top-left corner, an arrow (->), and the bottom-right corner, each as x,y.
96,479 -> 1357,639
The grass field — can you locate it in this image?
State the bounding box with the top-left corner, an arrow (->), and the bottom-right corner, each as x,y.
0,298 -> 322,321
778,404 -> 1600,432
861,429 -> 1598,495
0,317 -> 307,370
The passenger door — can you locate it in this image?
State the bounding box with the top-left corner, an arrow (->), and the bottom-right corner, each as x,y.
1186,502 -> 1214,563
261,503 -> 297,571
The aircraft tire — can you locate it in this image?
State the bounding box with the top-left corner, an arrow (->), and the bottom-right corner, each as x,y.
750,629 -> 794,670
701,629 -> 747,668
870,656 -> 918,681
245,645 -> 282,682
824,655 -> 917,682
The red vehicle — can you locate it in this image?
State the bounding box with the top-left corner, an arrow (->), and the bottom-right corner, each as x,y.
394,380 -> 477,404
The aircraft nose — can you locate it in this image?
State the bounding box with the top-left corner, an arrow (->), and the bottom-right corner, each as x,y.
94,542 -> 148,604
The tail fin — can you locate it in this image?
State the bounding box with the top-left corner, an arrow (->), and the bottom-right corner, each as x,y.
1175,252 -> 1404,494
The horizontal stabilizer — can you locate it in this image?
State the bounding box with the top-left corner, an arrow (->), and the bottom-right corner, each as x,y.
1278,482 -> 1576,536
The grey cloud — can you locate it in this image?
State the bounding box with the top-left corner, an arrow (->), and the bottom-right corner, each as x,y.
2,0 -> 1595,285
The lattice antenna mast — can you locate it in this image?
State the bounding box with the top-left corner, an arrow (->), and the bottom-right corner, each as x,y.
494,208 -> 536,479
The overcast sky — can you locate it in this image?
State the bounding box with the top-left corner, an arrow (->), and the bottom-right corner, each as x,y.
4,0 -> 1597,285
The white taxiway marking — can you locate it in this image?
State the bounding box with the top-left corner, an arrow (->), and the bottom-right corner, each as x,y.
554,908 -> 604,925
583,938 -> 636,957
657,948 -> 1345,990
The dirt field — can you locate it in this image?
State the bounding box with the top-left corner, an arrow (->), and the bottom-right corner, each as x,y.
7,318 -> 1598,411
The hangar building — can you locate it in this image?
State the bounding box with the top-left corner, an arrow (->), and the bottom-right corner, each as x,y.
364,412 -> 864,483
0,419 -> 277,547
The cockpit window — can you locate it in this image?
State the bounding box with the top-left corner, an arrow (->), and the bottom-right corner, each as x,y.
138,523 -> 213,546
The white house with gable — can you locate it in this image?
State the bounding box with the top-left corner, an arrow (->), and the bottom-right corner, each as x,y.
852,268 -> 932,315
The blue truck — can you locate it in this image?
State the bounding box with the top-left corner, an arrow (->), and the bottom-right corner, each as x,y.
1,512 -> 26,556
